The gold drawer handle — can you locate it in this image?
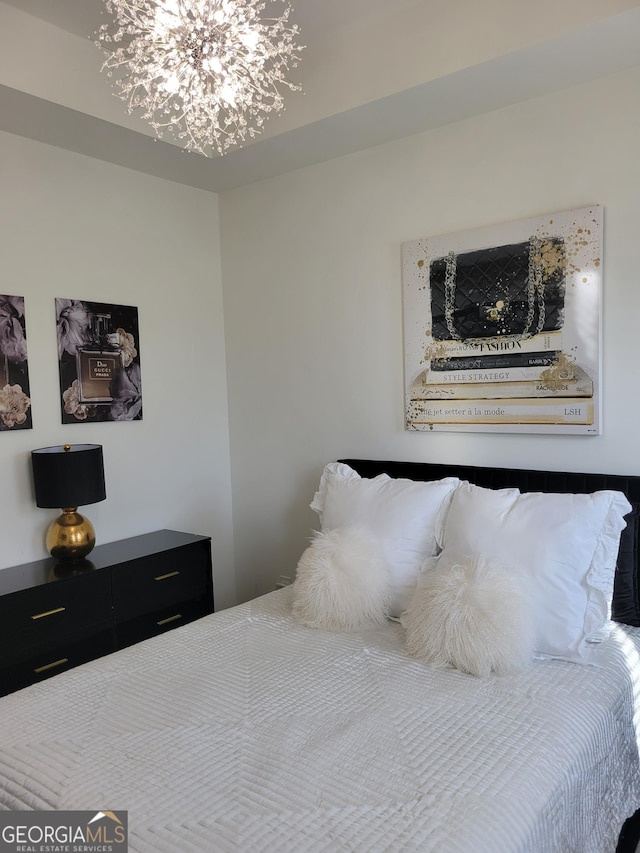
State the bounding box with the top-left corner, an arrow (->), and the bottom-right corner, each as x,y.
34,658 -> 69,674
157,614 -> 182,627
31,606 -> 66,620
154,571 -> 180,581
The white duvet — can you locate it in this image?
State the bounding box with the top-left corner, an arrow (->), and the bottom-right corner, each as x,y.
2,588 -> 640,853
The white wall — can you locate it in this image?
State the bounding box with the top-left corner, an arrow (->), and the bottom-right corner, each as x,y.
221,66 -> 640,603
0,131 -> 236,610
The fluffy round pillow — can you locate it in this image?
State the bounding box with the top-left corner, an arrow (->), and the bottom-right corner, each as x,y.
402,556 -> 535,676
292,526 -> 390,631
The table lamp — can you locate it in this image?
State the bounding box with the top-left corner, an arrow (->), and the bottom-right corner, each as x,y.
31,443 -> 106,560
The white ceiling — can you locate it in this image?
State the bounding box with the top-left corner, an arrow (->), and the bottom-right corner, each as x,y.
1,0 -> 424,41
2,0 -> 640,193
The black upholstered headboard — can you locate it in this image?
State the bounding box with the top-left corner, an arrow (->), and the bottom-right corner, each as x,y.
339,459 -> 640,628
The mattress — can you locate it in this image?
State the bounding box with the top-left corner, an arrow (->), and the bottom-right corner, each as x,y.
2,587 -> 640,853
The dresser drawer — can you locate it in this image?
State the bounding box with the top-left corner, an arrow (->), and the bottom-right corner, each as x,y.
1,624 -> 114,696
112,540 -> 211,620
114,593 -> 213,649
0,570 -> 112,656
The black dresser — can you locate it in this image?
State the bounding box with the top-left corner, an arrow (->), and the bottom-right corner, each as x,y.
0,529 -> 213,696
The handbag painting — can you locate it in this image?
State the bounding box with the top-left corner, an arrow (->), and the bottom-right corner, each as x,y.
429,237 -> 566,342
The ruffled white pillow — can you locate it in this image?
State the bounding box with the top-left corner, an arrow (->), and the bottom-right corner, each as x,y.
402,556 -> 535,677
292,526 -> 391,631
434,482 -> 631,661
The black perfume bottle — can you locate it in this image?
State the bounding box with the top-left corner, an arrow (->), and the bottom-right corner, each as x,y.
76,313 -> 124,404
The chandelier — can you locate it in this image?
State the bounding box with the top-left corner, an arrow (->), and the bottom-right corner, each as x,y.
96,0 -> 304,157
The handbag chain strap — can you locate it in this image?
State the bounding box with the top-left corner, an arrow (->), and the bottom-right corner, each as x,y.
443,236 -> 546,342
443,251 -> 462,340
528,236 -> 546,336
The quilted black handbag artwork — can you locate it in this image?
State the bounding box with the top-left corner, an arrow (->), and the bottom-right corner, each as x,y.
429,237 -> 566,341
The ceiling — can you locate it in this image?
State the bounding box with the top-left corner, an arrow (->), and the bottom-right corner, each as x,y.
1,0 -> 423,41
2,0 -> 640,193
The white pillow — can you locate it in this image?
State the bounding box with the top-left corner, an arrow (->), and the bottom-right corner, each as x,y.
310,463 -> 459,616
436,482 -> 631,662
402,556 -> 535,676
292,526 -> 390,631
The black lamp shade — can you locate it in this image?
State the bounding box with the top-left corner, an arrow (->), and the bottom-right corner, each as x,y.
32,444 -> 106,509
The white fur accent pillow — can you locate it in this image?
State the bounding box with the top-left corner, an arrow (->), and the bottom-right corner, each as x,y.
402,556 -> 534,677
292,526 -> 390,631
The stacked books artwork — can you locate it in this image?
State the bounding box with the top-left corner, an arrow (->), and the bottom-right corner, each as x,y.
408,329 -> 594,426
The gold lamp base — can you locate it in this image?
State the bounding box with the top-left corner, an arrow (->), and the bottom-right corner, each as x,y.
46,508 -> 96,561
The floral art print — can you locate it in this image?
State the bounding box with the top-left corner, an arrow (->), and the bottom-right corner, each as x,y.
56,298 -> 142,424
0,295 -> 32,431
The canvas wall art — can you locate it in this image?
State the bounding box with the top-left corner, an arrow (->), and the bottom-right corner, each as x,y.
0,295 -> 32,431
56,298 -> 142,424
403,205 -> 602,434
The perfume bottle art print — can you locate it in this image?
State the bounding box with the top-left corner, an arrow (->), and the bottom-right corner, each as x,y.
76,313 -> 124,403
56,298 -> 142,424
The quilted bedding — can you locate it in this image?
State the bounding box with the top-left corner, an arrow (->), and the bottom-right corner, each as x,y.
2,587 -> 640,853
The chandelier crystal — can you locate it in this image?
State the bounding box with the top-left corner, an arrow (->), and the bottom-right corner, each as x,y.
96,0 -> 304,156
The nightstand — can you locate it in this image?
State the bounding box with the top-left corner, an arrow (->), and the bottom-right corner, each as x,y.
0,529 -> 213,696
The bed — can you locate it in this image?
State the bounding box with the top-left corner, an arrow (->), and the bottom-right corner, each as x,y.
2,458 -> 640,853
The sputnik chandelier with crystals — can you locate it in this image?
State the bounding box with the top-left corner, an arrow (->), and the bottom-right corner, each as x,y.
96,0 -> 304,156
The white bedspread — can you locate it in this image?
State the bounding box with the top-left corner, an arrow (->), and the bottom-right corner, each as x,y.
2,588 -> 640,853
